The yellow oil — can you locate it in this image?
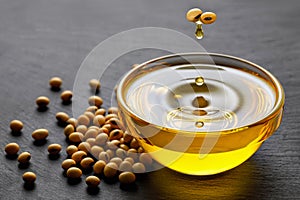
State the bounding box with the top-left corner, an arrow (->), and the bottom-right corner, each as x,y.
119,63 -> 283,175
195,21 -> 204,39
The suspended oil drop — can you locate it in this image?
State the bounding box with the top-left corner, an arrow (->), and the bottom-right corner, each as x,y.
195,121 -> 204,128
195,21 -> 204,40
195,76 -> 204,86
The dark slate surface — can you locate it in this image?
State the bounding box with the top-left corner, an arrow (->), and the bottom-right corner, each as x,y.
0,0 -> 299,199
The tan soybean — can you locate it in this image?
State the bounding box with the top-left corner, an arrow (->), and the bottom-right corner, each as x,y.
80,157 -> 95,169
77,142 -> 91,153
132,162 -> 146,173
119,161 -> 132,172
56,112 -> 69,123
88,96 -> 103,108
60,90 -> 73,102
61,159 -> 76,170
32,129 -> 48,140
49,77 -> 62,90
64,124 -> 75,137
200,11 -> 217,24
18,152 -> 31,164
139,153 -> 153,166
107,107 -> 118,115
103,162 -> 118,178
47,144 -> 62,155
109,129 -> 123,141
76,125 -> 87,134
186,8 -> 203,22
93,160 -> 106,174
89,79 -> 101,92
90,146 -> 104,158
110,157 -> 122,166
22,172 -> 36,183
4,142 -> 20,155
98,152 -> 110,163
66,145 -> 78,156
85,175 -> 100,187
77,115 -> 90,126
10,120 -> 23,132
119,172 -> 136,184
68,132 -> 84,143
66,167 -> 82,179
93,115 -> 105,127
36,96 -> 50,108
71,150 -> 87,163
95,108 -> 106,116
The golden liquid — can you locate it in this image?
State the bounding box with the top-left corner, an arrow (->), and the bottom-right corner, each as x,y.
195,21 -> 204,39
119,63 -> 283,175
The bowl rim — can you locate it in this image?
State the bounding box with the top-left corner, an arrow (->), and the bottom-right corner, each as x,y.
117,52 -> 285,134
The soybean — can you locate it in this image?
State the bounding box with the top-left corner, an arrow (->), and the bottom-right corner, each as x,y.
132,162 -> 146,173
77,142 -> 91,153
107,107 -> 118,115
77,115 -> 90,126
130,138 -> 139,149
93,160 -> 106,174
47,144 -> 62,155
18,152 -> 31,164
98,152 -> 110,163
22,172 -> 36,183
56,112 -> 69,123
60,90 -> 73,103
119,161 -> 132,172
36,96 -> 50,108
110,157 -> 122,166
4,142 -> 20,155
62,159 -> 76,170
66,145 -> 78,156
85,176 -> 100,187
186,8 -> 203,22
76,125 -> 87,134
80,157 -> 95,169
109,129 -> 123,141
71,150 -> 87,163
86,105 -> 98,113
200,12 -> 217,24
93,115 -> 105,127
88,96 -> 103,108
119,172 -> 136,184
49,77 -> 62,90
66,167 -> 82,179
95,108 -> 106,116
90,146 -> 104,158
10,120 -> 23,132
67,118 -> 78,127
64,124 -> 75,137
103,162 -> 118,178
89,79 -> 101,92
32,129 -> 48,140
68,132 -> 84,143
139,153 -> 153,166
84,111 -> 95,121
95,133 -> 108,146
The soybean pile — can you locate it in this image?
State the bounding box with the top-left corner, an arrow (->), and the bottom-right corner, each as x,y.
4,73 -> 155,191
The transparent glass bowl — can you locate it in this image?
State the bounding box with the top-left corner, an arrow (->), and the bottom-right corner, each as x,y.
117,53 -> 284,175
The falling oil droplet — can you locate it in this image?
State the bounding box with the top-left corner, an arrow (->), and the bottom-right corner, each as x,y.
195,121 -> 204,128
195,21 -> 204,39
195,76 -> 204,86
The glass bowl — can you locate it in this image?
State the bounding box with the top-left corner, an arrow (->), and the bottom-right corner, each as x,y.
117,53 -> 284,175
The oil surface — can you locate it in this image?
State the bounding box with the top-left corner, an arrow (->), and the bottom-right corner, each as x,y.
122,63 -> 281,175
126,64 -> 275,132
